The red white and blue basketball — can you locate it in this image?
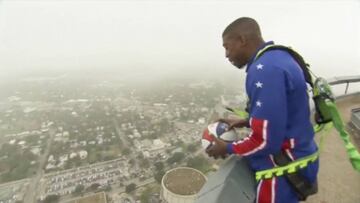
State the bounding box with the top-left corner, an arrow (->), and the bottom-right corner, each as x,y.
201,122 -> 238,150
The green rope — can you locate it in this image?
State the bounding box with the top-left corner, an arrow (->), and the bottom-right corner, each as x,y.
325,100 -> 360,171
314,122 -> 333,151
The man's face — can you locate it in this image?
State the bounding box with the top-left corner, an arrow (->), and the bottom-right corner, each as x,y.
222,34 -> 248,69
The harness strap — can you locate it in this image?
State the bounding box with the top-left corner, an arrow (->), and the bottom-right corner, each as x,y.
255,151 -> 319,181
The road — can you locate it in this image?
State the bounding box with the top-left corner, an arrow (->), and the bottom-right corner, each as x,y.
112,113 -> 140,171
24,129 -> 55,203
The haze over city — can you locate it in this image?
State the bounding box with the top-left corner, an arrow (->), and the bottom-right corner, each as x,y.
0,0 -> 359,81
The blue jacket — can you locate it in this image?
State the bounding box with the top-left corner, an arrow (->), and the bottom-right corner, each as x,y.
227,41 -> 318,182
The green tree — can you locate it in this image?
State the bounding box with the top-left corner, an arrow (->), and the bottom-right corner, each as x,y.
122,147 -> 130,155
128,158 -> 135,166
0,143 -> 17,156
187,143 -> 197,153
166,152 -> 185,164
187,156 -> 211,173
88,183 -> 100,191
72,184 -> 85,195
140,158 -> 150,168
125,183 -> 136,193
140,187 -> 152,203
104,184 -> 112,192
154,161 -> 164,171
42,194 -> 60,203
154,170 -> 165,184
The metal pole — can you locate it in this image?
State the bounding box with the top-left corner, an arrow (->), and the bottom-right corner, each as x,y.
345,82 -> 349,94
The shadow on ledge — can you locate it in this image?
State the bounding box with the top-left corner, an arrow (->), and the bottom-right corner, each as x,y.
195,155 -> 256,203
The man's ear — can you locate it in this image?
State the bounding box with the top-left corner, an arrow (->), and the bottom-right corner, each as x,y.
237,34 -> 247,46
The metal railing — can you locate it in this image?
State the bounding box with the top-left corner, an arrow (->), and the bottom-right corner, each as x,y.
327,75 -> 360,95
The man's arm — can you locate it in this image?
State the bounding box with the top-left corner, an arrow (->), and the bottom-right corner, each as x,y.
227,64 -> 289,157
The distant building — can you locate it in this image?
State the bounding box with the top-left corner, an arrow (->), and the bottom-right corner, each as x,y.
198,118 -> 206,124
48,155 -> 55,163
79,150 -> 88,159
23,107 -> 37,113
45,163 -> 56,170
30,146 -> 41,156
351,108 -> 360,131
142,150 -> 151,158
151,139 -> 167,151
161,167 -> 206,203
69,152 -> 77,159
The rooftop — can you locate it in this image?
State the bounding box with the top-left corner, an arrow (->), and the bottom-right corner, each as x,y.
306,92 -> 360,202
163,167 -> 206,196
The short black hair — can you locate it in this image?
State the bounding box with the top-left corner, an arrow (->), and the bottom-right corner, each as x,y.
222,17 -> 262,39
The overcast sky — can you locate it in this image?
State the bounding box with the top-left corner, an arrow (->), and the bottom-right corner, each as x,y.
0,0 -> 359,79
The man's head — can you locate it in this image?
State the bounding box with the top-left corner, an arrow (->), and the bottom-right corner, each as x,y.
222,17 -> 264,69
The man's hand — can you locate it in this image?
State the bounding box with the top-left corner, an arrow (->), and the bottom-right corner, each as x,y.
217,118 -> 249,130
206,134 -> 229,159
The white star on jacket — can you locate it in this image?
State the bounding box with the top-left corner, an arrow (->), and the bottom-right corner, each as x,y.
256,64 -> 264,70
255,81 -> 263,88
256,100 -> 262,107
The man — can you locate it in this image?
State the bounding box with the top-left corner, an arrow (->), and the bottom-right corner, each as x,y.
206,17 -> 319,203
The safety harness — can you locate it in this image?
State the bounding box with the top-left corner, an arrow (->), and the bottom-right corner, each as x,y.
226,44 -> 360,200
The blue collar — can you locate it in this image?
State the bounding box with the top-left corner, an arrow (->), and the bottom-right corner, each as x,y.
246,41 -> 274,72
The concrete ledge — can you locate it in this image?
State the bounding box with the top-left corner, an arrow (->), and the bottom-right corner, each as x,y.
195,156 -> 256,203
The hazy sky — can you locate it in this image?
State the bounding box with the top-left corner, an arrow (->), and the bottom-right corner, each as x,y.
0,0 -> 359,79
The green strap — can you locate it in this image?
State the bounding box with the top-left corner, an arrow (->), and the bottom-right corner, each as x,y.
255,152 -> 319,181
225,107 -> 249,119
315,123 -> 333,152
256,101 -> 360,181
254,124 -> 327,181
254,44 -> 277,60
314,124 -> 324,133
325,100 -> 360,171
